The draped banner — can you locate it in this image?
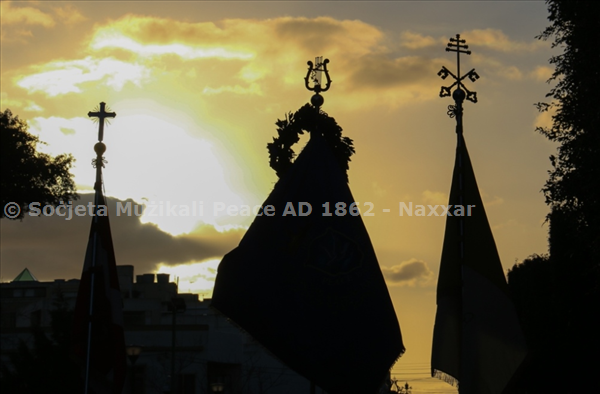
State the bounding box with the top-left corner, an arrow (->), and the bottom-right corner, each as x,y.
431,134 -> 528,394
213,132 -> 404,394
72,191 -> 126,394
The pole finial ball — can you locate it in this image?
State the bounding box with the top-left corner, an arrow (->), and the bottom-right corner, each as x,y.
94,142 -> 106,155
311,94 -> 324,108
452,88 -> 466,103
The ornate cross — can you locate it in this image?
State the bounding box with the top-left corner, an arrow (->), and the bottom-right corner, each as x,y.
88,102 -> 116,142
437,34 -> 480,107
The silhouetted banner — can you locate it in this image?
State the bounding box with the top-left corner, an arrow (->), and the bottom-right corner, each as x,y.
213,132 -> 404,394
72,191 -> 126,394
431,134 -> 528,394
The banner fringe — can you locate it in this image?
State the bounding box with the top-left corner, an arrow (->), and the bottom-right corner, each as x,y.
432,369 -> 459,387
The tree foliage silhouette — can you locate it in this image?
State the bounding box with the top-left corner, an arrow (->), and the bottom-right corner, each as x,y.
535,0 -> 600,346
535,1 -> 600,264
1,109 -> 78,220
509,1 -> 600,392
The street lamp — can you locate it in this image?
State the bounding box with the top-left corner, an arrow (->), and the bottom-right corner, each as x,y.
126,345 -> 142,364
169,297 -> 186,394
391,379 -> 412,394
126,345 -> 142,394
399,381 -> 412,394
210,381 -> 224,393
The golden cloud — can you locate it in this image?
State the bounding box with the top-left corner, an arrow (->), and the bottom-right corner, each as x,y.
0,92 -> 43,113
382,258 -> 433,287
1,1 -> 55,43
530,65 -> 554,82
202,83 -> 263,96
398,29 -> 544,53
91,35 -> 254,60
0,1 -> 55,27
53,4 -> 87,25
10,14 -> 539,110
84,15 -> 442,108
463,28 -> 545,52
346,55 -> 439,89
16,57 -> 150,96
399,31 -> 443,49
91,15 -> 382,56
470,53 -> 524,81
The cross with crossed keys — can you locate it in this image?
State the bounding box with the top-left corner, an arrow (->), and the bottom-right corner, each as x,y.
437,34 -> 480,106
88,102 -> 116,142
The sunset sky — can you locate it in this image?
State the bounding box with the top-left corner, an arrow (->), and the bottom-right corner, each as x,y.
1,1 -> 558,392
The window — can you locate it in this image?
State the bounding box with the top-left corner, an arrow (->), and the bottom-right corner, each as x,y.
178,374 -> 196,394
123,311 -> 145,327
130,364 -> 146,394
1,312 -> 16,329
30,310 -> 42,326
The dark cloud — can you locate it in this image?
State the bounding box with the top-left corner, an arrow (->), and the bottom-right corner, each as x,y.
273,18 -> 347,52
0,194 -> 243,282
345,55 -> 440,90
381,258 -> 433,286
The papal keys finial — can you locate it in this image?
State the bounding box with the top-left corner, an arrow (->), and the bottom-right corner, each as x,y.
305,57 -> 331,108
438,34 -> 480,114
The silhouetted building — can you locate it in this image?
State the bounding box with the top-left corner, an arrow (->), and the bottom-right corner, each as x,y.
1,266 -> 316,394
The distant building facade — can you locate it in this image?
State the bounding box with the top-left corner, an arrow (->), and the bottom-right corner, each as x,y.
1,266 -> 315,394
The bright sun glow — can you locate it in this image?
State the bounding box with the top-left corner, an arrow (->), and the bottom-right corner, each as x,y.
17,57 -> 149,97
156,259 -> 220,298
28,108 -> 251,236
91,34 -> 254,60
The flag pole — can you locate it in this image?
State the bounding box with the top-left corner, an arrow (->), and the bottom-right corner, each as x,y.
84,102 -> 116,393
433,36 -> 527,394
436,34 -> 479,394
305,56 -> 330,394
83,138 -> 102,394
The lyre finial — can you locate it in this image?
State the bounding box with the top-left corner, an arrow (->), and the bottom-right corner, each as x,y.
304,57 -> 331,108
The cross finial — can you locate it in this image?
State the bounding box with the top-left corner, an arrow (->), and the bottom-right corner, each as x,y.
437,34 -> 480,107
304,57 -> 331,108
88,102 -> 116,142
446,33 -> 471,56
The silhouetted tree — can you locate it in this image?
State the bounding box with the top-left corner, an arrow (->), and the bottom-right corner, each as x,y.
507,255 -> 563,393
535,1 -> 600,265
1,109 -> 78,220
509,1 -> 600,392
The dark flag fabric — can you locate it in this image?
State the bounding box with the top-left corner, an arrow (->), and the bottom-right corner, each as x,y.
72,191 -> 126,393
212,132 -> 404,394
431,134 -> 528,394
